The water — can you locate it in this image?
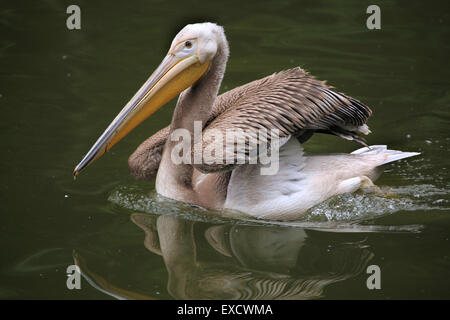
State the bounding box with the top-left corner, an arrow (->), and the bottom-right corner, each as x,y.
1,0 -> 449,299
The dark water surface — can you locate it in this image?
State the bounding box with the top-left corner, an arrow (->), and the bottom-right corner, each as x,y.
1,0 -> 449,299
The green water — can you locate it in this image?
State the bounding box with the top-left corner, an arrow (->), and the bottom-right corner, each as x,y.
1,0 -> 449,299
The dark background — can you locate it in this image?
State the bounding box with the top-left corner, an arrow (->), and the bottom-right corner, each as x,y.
0,0 -> 449,299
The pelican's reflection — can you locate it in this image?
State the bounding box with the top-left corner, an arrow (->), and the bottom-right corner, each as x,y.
129,213 -> 373,299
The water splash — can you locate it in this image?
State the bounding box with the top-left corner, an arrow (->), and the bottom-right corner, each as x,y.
108,182 -> 449,233
308,184 -> 449,222
108,185 -> 226,223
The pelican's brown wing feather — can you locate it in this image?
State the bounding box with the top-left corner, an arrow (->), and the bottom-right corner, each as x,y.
206,67 -> 371,142
194,67 -> 371,173
128,125 -> 170,180
129,67 -> 372,179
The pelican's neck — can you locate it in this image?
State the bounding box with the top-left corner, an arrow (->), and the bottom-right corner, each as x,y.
170,43 -> 229,133
156,35 -> 229,203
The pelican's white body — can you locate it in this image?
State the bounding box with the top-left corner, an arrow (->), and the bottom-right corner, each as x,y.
224,138 -> 419,220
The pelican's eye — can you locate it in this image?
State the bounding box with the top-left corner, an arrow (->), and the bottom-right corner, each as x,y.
185,41 -> 192,48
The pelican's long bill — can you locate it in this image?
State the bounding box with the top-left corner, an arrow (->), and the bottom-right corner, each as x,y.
73,53 -> 210,176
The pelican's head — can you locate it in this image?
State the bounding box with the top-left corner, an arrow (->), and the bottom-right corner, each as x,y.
73,22 -> 226,176
169,22 -> 225,64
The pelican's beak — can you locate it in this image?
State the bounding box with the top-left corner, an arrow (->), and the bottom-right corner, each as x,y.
73,53 -> 210,176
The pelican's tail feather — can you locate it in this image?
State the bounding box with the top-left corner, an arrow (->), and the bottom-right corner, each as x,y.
351,145 -> 420,165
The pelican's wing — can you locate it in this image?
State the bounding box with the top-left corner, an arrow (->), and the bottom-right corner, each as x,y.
210,67 -> 371,139
195,67 -> 371,173
129,67 -> 371,179
128,125 -> 170,180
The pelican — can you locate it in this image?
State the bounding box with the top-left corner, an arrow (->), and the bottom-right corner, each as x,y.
73,22 -> 419,220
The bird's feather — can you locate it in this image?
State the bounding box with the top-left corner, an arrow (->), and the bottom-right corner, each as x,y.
129,67 -> 372,179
